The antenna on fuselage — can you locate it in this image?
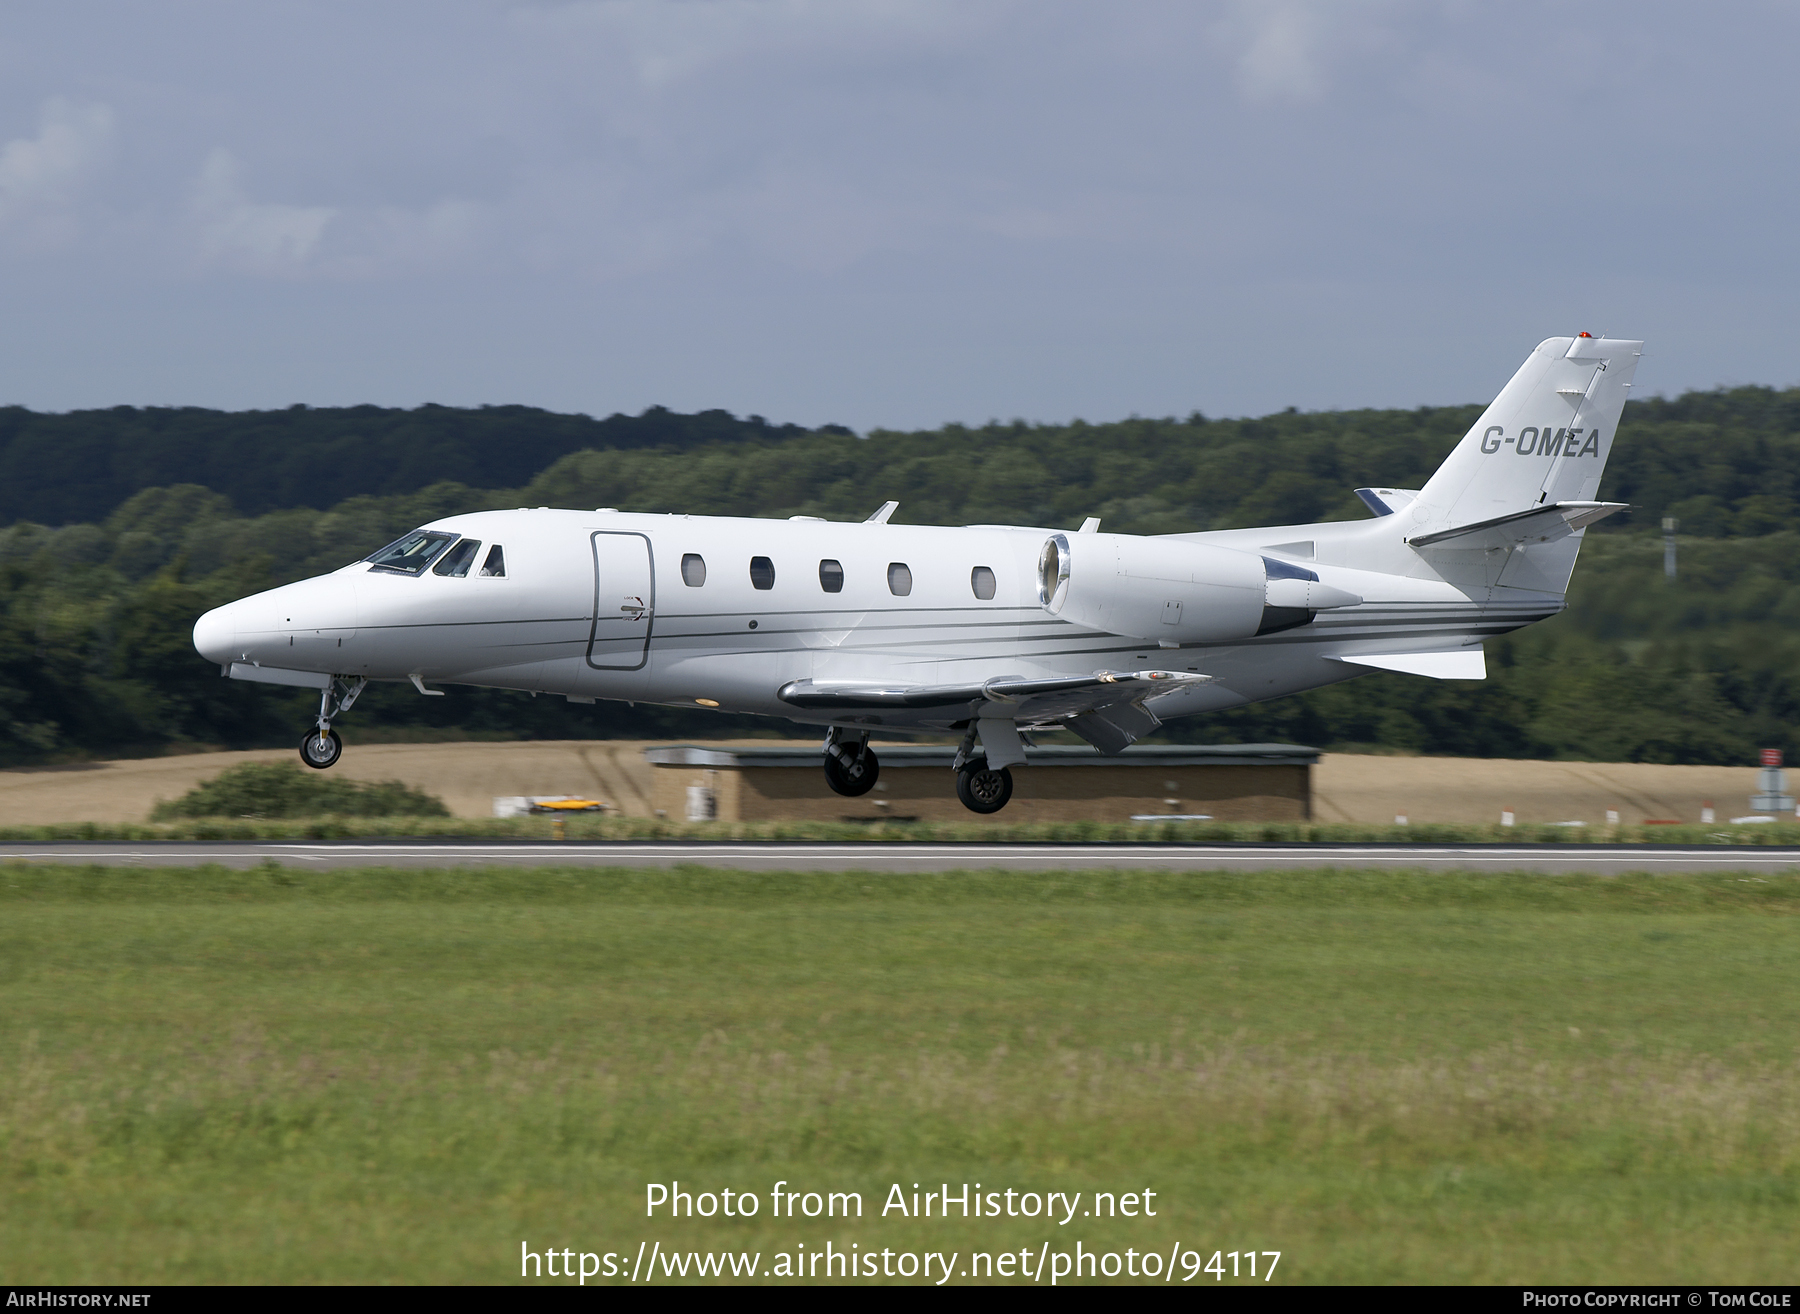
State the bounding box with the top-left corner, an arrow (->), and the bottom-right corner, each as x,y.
865,501 -> 899,524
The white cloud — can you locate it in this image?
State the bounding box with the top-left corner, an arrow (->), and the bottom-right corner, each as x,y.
187,149 -> 490,281
191,148 -> 336,273
1215,0 -> 1436,105
1231,2 -> 1330,101
0,98 -> 114,232
323,198 -> 490,278
513,0 -> 983,86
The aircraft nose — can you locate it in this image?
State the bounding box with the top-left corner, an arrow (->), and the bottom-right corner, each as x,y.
193,605 -> 237,665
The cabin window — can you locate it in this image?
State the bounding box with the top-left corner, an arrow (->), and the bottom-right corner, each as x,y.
479,545 -> 506,577
433,539 -> 481,577
819,559 -> 844,593
681,553 -> 707,587
971,565 -> 996,600
749,556 -> 776,590
366,529 -> 457,576
887,562 -> 913,596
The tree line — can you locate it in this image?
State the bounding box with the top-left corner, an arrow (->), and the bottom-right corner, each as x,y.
0,403 -> 847,526
4,382 -> 1798,537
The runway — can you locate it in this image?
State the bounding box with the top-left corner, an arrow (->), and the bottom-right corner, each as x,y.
4,840 -> 1800,874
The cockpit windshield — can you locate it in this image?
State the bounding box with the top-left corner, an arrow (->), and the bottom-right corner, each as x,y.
365,530 -> 457,575
433,539 -> 481,577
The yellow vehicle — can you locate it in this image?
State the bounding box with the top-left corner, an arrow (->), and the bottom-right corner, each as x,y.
526,797 -> 607,814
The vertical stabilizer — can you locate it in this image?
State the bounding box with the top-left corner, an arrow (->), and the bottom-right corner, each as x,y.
1413,335 -> 1642,535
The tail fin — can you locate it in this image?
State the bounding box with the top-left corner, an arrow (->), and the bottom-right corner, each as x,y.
1414,335 -> 1642,532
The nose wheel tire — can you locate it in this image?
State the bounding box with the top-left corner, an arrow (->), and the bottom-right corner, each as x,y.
299,727 -> 343,770
956,761 -> 1013,814
823,747 -> 880,797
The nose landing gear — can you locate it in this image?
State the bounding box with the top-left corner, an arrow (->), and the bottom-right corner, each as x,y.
299,676 -> 367,771
301,727 -> 342,769
822,728 -> 880,797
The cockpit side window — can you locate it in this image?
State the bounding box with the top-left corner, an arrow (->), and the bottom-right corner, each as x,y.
366,530 -> 457,576
433,539 -> 481,577
479,545 -> 506,577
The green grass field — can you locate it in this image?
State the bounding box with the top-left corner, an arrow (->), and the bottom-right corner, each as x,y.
3,863 -> 1798,1285
7,814 -> 1800,845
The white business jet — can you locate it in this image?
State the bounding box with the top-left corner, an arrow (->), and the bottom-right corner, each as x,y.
193,335 -> 1640,813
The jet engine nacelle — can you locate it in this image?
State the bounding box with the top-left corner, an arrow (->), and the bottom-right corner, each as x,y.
1039,532 -> 1268,642
1038,532 -> 1362,642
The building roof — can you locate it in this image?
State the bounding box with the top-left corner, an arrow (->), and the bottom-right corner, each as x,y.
644,743 -> 1320,769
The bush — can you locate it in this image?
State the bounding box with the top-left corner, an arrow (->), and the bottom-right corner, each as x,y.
151,762 -> 451,820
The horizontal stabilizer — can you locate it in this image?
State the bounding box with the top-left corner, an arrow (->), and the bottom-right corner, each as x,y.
1329,649 -> 1486,680
1406,501 -> 1627,549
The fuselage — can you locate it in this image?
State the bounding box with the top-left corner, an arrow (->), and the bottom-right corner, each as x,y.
192,506 -> 1559,735
189,332 -> 1640,804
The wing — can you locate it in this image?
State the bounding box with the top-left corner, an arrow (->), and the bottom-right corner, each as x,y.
776,669 -> 1213,754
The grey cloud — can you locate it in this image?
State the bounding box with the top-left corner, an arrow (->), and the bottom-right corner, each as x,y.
0,98 -> 114,239
0,1 -> 1795,426
191,149 -> 337,273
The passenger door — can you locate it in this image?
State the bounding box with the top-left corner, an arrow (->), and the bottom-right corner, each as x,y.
587,531 -> 655,670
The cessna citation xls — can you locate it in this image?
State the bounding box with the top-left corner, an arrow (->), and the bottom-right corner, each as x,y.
193,334 -> 1640,813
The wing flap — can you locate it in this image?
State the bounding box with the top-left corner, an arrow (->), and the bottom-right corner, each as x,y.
1066,702 -> 1163,754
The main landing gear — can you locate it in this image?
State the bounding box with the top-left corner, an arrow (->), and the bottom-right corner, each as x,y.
822,728 -> 880,797
299,676 -> 367,771
951,719 -> 1020,814
819,723 -> 1022,814
955,759 -> 1013,814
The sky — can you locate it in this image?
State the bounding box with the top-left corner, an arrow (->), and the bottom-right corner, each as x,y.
0,0 -> 1796,430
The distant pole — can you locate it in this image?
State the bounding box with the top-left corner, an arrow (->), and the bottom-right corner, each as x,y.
1663,517 -> 1679,579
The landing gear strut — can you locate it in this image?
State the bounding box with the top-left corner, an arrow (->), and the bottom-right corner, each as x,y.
822,728 -> 880,797
299,676 -> 367,771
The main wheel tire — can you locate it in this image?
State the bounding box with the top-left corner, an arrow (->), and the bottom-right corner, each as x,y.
299,727 -> 343,770
823,746 -> 880,797
956,760 -> 1013,814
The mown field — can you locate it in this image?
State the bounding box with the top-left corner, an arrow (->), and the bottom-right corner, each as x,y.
3,864 -> 1798,1285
